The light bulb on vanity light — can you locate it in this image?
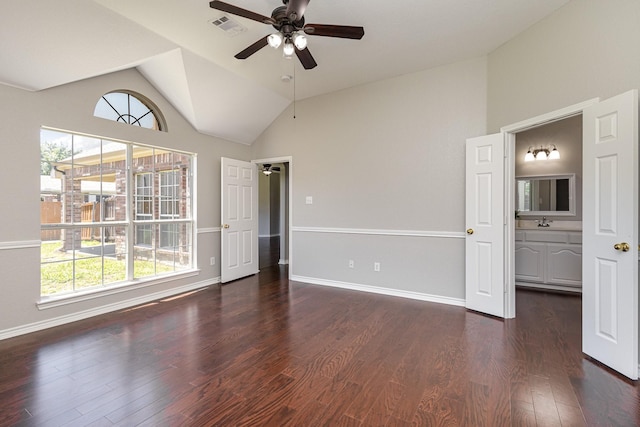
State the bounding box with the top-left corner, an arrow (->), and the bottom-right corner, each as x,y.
548,145 -> 560,160
524,147 -> 535,162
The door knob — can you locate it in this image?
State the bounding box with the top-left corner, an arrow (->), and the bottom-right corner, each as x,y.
222,224 -> 230,229
614,242 -> 630,252
466,228 -> 474,235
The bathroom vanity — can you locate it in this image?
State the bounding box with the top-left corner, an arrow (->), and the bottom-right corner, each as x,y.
515,226 -> 582,293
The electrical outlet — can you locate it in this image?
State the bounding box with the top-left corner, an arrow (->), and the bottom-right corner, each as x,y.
348,259 -> 354,268
210,257 -> 215,266
374,262 -> 380,272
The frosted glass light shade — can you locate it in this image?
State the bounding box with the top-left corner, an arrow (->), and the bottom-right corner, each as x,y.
283,41 -> 295,56
536,150 -> 547,160
293,33 -> 307,50
524,150 -> 535,162
267,33 -> 283,48
549,147 -> 560,160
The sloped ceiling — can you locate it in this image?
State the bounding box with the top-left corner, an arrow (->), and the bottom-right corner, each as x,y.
0,0 -> 569,144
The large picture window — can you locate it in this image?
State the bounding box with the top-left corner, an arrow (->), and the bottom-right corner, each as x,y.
40,129 -> 194,297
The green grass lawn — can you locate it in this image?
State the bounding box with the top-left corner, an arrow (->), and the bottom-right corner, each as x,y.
41,241 -> 177,295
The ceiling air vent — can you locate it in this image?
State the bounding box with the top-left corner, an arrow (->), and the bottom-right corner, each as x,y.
210,15 -> 247,37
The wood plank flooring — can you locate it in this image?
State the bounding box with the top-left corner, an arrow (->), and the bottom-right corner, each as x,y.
1,266 -> 639,426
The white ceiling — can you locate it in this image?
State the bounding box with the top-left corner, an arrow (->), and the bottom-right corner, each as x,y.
0,0 -> 569,144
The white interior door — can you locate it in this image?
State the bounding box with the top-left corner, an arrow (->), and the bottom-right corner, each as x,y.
465,133 -> 505,317
582,90 -> 638,380
221,157 -> 258,283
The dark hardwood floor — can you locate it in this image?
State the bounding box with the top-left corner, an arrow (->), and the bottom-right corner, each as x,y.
259,236 -> 280,269
1,267 -> 639,426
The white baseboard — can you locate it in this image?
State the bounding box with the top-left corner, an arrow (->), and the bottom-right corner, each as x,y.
516,281 -> 582,294
291,275 -> 465,307
0,278 -> 221,341
278,259 -> 289,265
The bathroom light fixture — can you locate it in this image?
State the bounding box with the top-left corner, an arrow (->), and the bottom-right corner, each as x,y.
525,145 -> 560,161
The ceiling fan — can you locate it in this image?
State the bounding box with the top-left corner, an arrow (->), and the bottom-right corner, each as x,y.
209,0 -> 365,69
261,164 -> 280,175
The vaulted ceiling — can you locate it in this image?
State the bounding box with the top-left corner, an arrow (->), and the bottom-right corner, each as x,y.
0,0 -> 569,144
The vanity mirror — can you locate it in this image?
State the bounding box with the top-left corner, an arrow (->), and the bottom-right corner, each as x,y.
516,174 -> 576,216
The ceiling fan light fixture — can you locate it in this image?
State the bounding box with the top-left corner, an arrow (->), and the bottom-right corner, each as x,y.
283,41 -> 295,57
267,32 -> 283,48
293,32 -> 307,50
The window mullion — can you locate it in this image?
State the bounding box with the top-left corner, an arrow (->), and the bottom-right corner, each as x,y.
126,145 -> 134,281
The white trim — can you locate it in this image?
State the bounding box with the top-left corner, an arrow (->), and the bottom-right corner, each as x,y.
198,227 -> 221,234
259,234 -> 281,238
1,277 -> 220,341
500,98 -> 599,133
292,275 -> 465,307
0,240 -> 41,250
501,97 -> 599,319
278,259 -> 289,265
292,226 -> 465,239
516,282 -> 582,294
38,270 -> 202,310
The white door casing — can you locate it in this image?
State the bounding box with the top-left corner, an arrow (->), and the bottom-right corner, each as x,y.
465,133 -> 505,317
582,90 -> 638,380
221,157 -> 259,283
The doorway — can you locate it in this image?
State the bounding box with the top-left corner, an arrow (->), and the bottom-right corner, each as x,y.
501,99 -> 598,317
253,157 -> 292,277
513,114 -> 583,294
467,92 -> 638,379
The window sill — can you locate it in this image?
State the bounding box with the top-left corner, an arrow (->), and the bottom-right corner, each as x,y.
37,269 -> 200,310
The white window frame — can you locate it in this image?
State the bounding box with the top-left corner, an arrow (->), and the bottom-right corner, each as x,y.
39,128 -> 195,299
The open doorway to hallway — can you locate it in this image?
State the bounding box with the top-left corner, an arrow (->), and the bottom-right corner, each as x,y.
256,161 -> 289,270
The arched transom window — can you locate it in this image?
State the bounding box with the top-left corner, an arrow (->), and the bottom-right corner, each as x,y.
94,91 -> 165,131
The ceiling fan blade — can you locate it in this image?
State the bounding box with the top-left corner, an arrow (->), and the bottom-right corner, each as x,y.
209,1 -> 272,24
235,37 -> 269,59
295,46 -> 317,70
304,24 -> 365,39
286,0 -> 310,22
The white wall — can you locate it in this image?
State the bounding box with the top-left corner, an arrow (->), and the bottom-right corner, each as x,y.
252,57 -> 488,301
258,172 -> 271,236
488,0 -> 640,132
0,69 -> 250,337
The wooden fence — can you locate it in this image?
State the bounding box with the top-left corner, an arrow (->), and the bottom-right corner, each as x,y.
40,201 -> 61,241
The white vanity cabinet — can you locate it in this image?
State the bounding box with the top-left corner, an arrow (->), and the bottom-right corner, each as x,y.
515,230 -> 582,292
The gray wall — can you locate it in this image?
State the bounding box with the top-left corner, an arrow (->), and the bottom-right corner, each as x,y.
488,0 -> 640,132
252,57 -> 488,301
0,69 -> 249,335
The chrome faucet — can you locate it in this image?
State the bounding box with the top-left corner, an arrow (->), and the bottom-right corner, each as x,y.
538,216 -> 551,227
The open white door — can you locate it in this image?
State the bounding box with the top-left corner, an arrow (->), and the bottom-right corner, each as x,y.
465,133 -> 505,317
582,90 -> 638,380
221,157 -> 259,283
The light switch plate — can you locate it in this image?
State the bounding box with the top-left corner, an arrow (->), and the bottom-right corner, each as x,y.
305,196 -> 313,205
